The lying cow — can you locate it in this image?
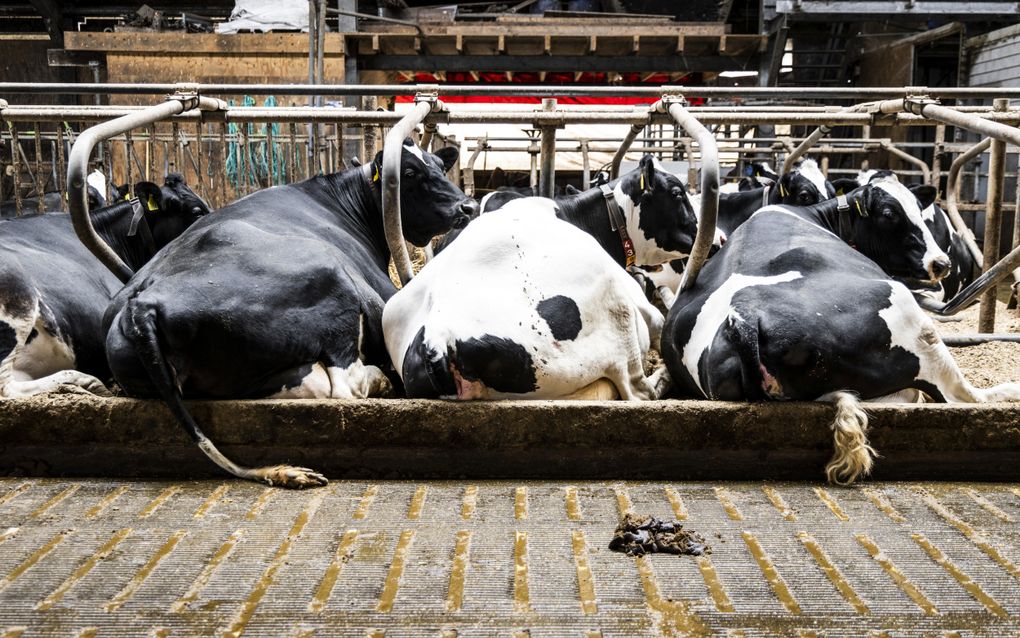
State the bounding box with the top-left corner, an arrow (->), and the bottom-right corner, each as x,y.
841,170 -> 977,301
639,159 -> 835,304
103,139 -> 475,488
384,155 -> 700,401
0,175 -> 208,398
660,173 -> 1018,485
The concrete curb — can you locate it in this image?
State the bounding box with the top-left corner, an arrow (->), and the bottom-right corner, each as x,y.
2,396 -> 1019,480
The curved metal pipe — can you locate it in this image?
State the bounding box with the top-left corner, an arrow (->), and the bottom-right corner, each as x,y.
946,138 -> 990,267
661,99 -> 718,293
881,141 -> 931,184
610,123 -> 646,180
462,137 -> 488,198
916,242 -> 1020,316
67,94 -> 225,282
782,124 -> 831,174
382,96 -> 443,286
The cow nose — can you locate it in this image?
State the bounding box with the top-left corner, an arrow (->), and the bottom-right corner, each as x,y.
458,199 -> 480,218
930,255 -> 951,280
451,214 -> 470,229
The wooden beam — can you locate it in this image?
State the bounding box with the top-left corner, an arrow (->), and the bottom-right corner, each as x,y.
360,54 -> 754,73
864,21 -> 963,53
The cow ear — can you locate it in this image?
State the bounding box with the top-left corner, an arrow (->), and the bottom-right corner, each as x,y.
564,184 -> 580,195
433,146 -> 459,172
830,178 -> 859,196
910,184 -> 938,210
133,181 -> 164,213
777,172 -> 792,198
639,154 -> 656,193
350,156 -> 362,167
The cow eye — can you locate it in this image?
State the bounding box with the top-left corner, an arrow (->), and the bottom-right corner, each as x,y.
798,192 -> 813,204
403,169 -> 416,180
671,186 -> 684,198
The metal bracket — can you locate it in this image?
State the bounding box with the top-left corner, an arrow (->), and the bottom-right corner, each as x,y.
903,94 -> 940,116
659,93 -> 689,108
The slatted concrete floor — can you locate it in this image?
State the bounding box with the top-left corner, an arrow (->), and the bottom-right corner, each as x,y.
3,480 -> 1020,637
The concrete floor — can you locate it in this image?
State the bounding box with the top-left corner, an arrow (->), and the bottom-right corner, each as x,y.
2,479 -> 1020,636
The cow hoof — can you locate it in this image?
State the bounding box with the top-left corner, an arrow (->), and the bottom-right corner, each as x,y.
261,465 -> 329,489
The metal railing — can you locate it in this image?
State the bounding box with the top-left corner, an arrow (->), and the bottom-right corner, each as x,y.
1,84 -> 1016,333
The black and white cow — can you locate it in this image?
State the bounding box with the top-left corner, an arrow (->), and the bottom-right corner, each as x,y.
660,173 -> 1019,485
842,170 -> 978,301
715,158 -> 834,235
640,159 -> 835,302
383,155 -> 701,401
102,139 -> 475,488
0,175 -> 208,398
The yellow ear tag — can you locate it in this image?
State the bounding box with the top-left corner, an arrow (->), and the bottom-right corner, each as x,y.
855,199 -> 863,215
779,183 -> 787,197
147,194 -> 158,211
373,166 -> 380,182
836,188 -> 844,196
640,174 -> 645,191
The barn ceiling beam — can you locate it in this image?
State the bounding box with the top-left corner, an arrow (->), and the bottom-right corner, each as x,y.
359,55 -> 755,73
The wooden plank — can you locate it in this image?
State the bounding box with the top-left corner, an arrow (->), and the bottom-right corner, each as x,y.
863,22 -> 963,54
65,32 -> 344,55
359,54 -> 750,73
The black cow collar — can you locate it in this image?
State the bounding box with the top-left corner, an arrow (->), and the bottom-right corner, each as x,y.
599,183 -> 636,267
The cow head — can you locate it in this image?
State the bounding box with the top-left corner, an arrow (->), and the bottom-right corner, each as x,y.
374,138 -> 478,247
617,155 -> 702,266
777,159 -> 834,206
132,173 -> 211,249
843,174 -> 950,284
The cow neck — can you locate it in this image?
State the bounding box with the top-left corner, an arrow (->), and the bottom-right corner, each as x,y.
552,181 -> 631,267
317,163 -> 388,268
798,192 -> 865,247
91,198 -> 159,271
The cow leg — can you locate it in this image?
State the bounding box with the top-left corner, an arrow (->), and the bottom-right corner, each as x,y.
1,297 -> 111,398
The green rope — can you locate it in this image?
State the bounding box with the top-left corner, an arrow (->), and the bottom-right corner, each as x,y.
225,95 -> 292,190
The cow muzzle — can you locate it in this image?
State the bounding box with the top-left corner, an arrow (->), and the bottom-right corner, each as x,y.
929,255 -> 951,281
452,199 -> 479,229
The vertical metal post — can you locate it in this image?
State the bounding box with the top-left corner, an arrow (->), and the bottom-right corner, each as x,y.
33,124 -> 44,212
9,125 -> 22,215
580,139 -> 590,189
528,135 -> 539,195
979,98 -> 1009,333
539,98 -> 557,198
55,125 -> 66,210
362,94 -> 378,161
932,124 -> 945,192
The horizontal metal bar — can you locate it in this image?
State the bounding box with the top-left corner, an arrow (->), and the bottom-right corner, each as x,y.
6,105 -> 1020,127
7,83 -> 1020,99
941,333 -> 1020,346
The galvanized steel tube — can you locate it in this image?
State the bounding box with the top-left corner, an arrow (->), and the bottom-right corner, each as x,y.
383,97 -> 441,286
979,99 -> 1009,332
67,95 -> 225,282
610,123 -> 646,180
663,100 -> 718,293
946,138 -> 989,266
782,124 -> 831,174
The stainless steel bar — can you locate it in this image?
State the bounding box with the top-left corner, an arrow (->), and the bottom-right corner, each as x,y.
55,124 -> 65,210
33,123 -> 44,212
918,243 -> 1020,317
579,139 -> 590,189
881,141 -> 931,184
610,123 -> 646,180
946,140 -> 989,266
67,95 -> 226,282
941,333 -> 1020,346
462,137 -> 487,198
383,97 -> 443,285
979,98 -> 1009,333
782,124 -> 831,173
662,98 -> 718,293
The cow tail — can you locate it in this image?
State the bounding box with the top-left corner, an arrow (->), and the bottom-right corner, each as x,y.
825,391 -> 876,485
123,297 -> 327,488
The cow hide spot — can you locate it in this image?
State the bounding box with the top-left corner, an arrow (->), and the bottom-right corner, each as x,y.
0,321 -> 16,361
536,295 -> 582,341
453,334 -> 538,394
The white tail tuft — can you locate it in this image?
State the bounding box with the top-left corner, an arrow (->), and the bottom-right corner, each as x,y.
825,391 -> 877,485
